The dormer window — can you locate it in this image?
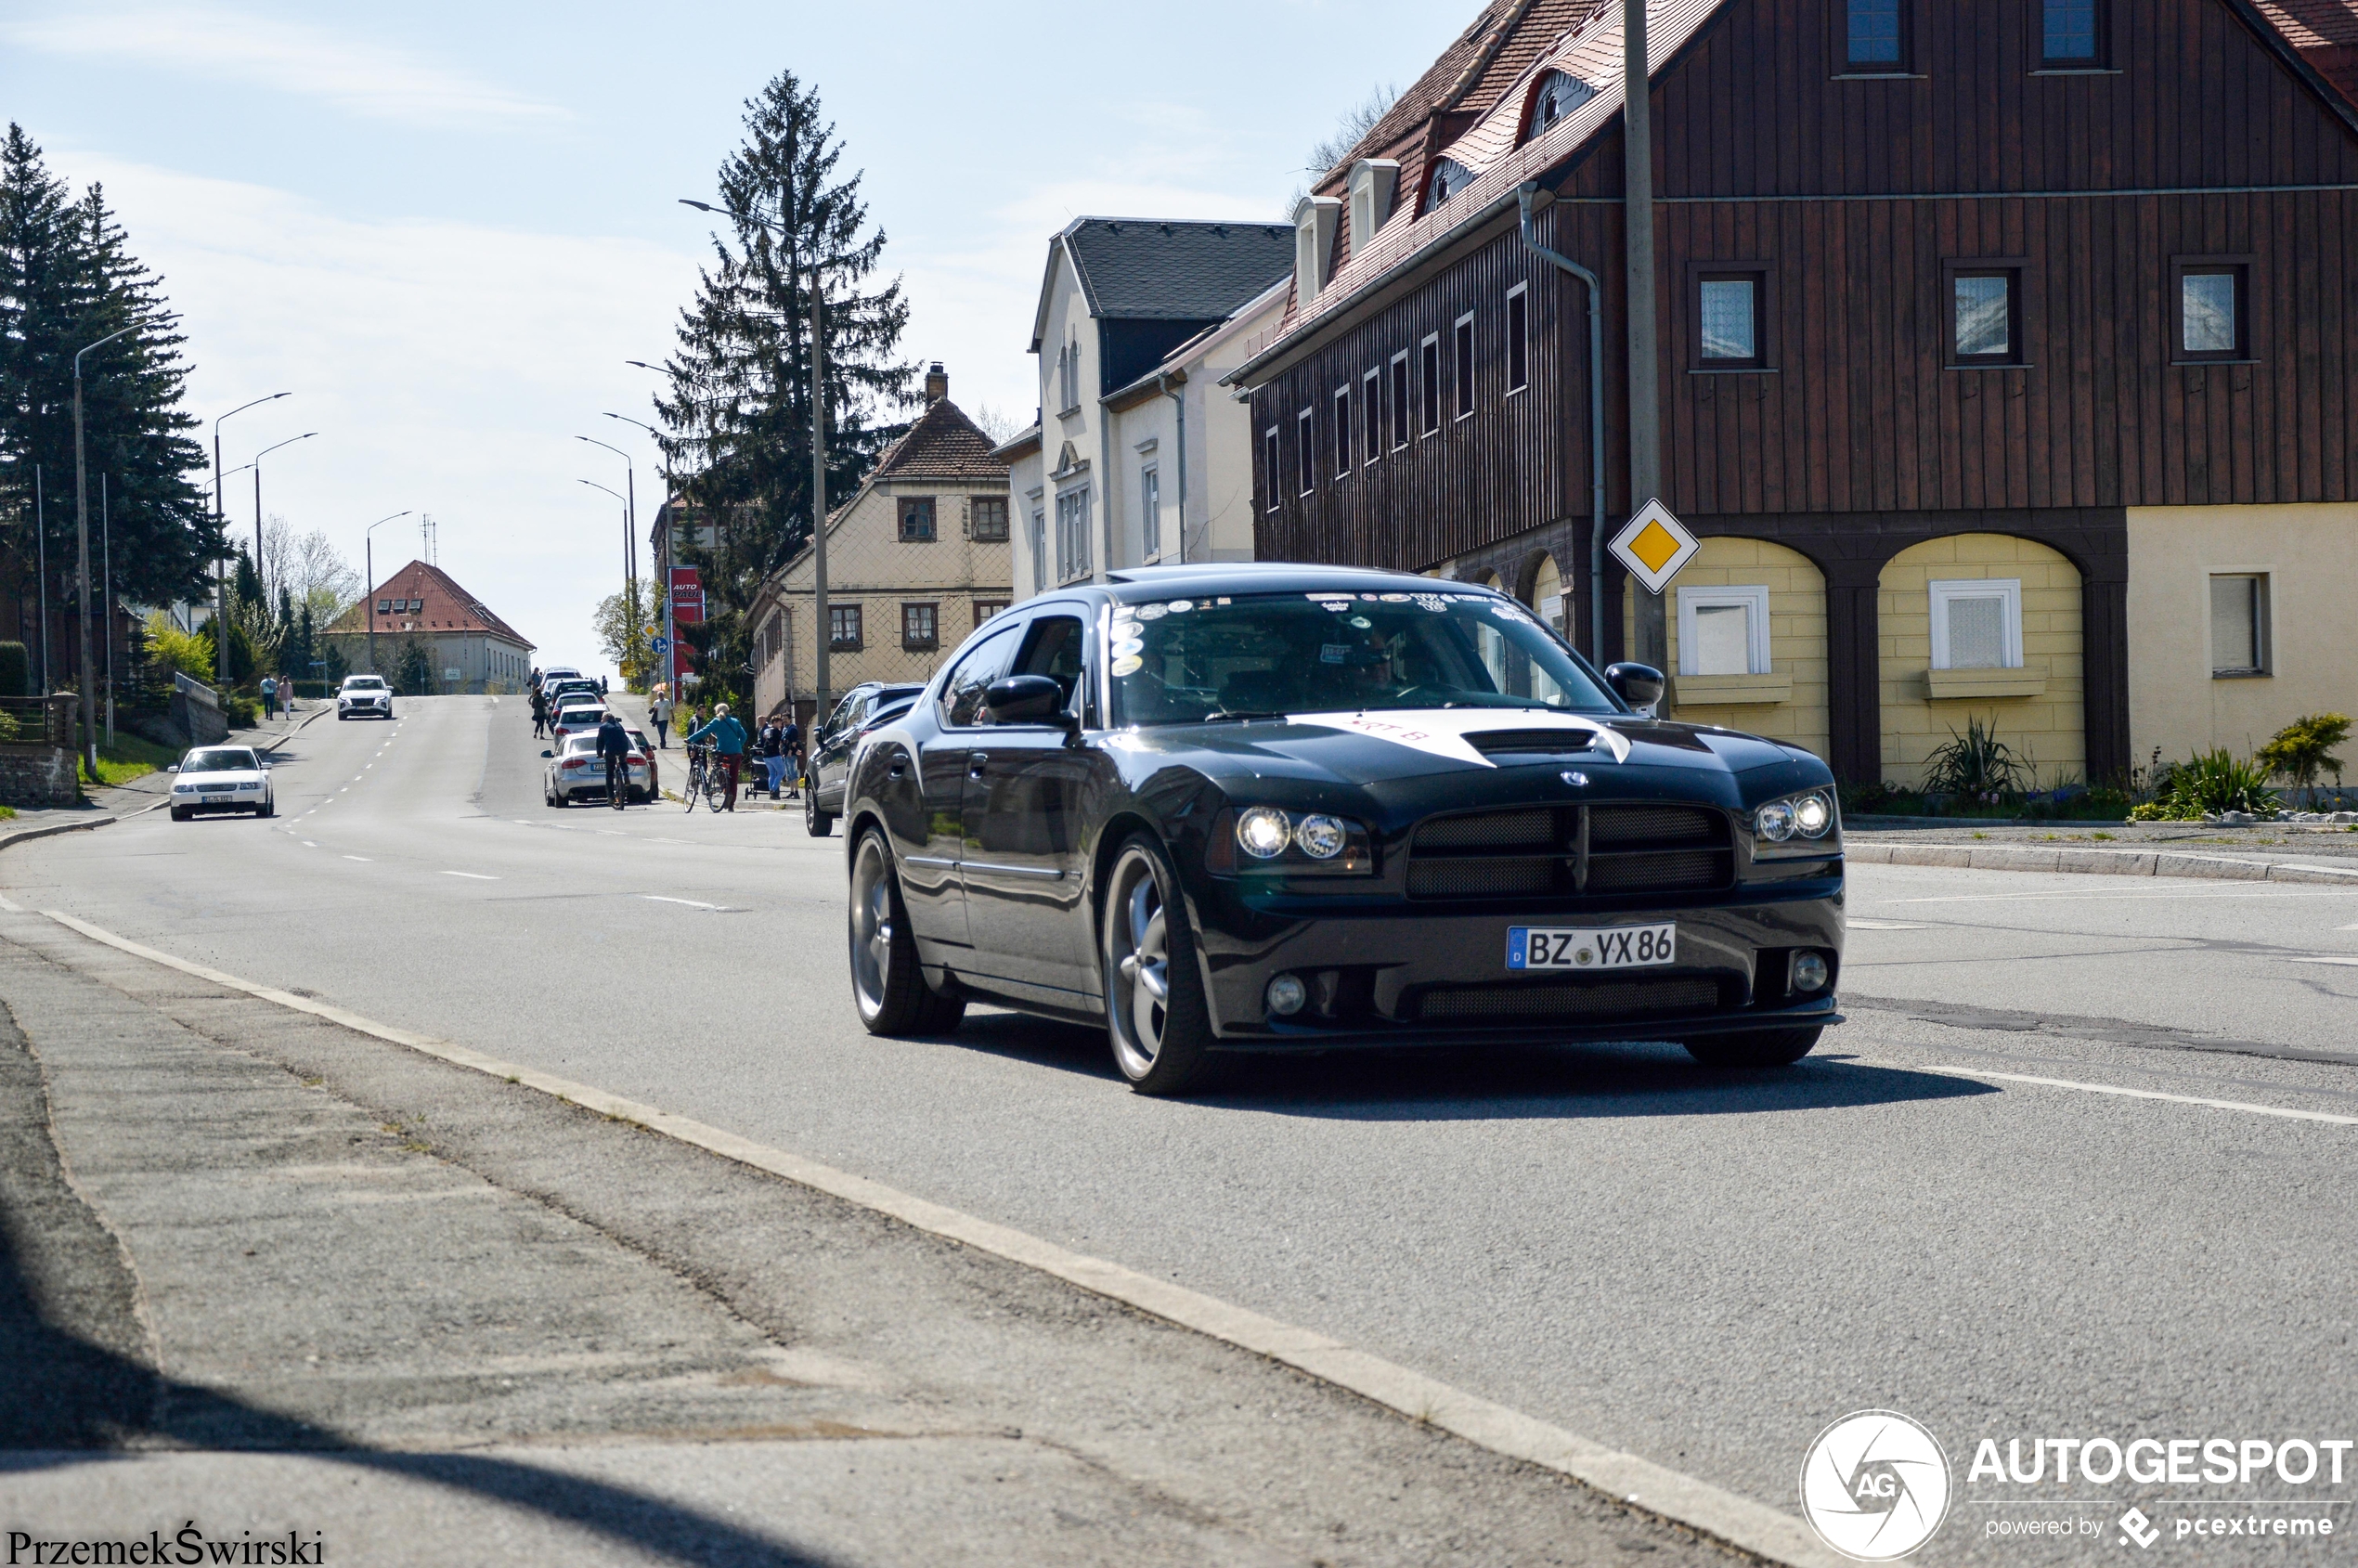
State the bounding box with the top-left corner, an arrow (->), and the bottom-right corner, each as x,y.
1292,195 -> 1341,296
1347,160 -> 1401,250
1427,158 -> 1476,209
1525,71 -> 1596,140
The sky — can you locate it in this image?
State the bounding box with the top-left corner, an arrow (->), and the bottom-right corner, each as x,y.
1,0 -> 1479,675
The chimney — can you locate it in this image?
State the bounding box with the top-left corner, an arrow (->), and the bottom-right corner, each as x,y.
924,362 -> 948,404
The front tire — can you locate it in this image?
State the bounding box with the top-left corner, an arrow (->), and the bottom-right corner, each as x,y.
805,786 -> 835,837
1683,1027 -> 1822,1069
848,828 -> 964,1035
170,806 -> 189,822
1102,835 -> 1217,1095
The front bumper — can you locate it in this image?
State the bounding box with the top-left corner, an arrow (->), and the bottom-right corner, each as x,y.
1189,873 -> 1844,1049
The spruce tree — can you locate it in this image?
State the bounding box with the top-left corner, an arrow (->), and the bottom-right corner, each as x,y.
655,71 -> 915,686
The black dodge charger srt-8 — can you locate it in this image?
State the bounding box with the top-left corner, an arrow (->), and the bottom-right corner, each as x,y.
841,564 -> 1842,1095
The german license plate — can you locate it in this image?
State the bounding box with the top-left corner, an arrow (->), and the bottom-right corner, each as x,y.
202,795 -> 234,804
1507,922 -> 1677,971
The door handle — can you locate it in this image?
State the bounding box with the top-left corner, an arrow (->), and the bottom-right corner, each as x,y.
967,753 -> 989,778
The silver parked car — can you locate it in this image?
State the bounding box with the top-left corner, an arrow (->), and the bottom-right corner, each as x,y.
169,745 -> 275,821
544,732 -> 650,807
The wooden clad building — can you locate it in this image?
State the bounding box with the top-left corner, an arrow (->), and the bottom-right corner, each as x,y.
1232,0 -> 2358,788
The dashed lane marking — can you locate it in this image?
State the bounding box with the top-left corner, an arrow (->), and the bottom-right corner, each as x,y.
24,906 -> 1844,1568
641,895 -> 721,910
343,856 -> 370,862
442,871 -> 499,881
1846,919 -> 1929,930
1921,1065 -> 2358,1127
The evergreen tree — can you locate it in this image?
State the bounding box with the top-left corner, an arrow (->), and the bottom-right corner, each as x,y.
656,71 -> 915,684
0,125 -> 216,618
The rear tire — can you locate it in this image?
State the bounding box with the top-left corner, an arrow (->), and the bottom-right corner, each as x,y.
1683,1027 -> 1822,1069
258,801 -> 274,818
1102,834 -> 1218,1096
805,787 -> 835,837
849,828 -> 964,1035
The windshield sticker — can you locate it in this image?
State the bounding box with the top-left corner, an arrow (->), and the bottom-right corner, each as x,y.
1414,593 -> 1450,612
1112,638 -> 1143,657
1490,603 -> 1530,621
1380,592 -> 1410,603
1166,600 -> 1194,613
1214,596 -> 1233,605
1347,616 -> 1373,628
1320,600 -> 1348,612
1319,644 -> 1352,664
1134,603 -> 1167,621
1286,709 -> 1634,769
1111,655 -> 1144,677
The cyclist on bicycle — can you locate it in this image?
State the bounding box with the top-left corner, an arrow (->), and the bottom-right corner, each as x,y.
685,702 -> 746,812
595,710 -> 632,810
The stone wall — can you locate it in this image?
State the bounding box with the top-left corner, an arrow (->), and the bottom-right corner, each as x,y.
0,742 -> 77,807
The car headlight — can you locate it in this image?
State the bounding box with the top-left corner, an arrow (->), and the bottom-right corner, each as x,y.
1215,807 -> 1374,876
1751,789 -> 1839,857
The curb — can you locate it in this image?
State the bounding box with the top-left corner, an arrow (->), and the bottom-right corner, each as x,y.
31,904 -> 1844,1568
0,815 -> 118,853
1846,841 -> 2358,885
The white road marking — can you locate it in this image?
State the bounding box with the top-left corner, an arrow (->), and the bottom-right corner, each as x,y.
2287,956 -> 2358,967
1927,1066 -> 2358,1127
442,871 -> 498,880
0,894 -> 20,912
1885,886 -> 2358,905
31,904 -> 1838,1568
343,855 -> 370,862
641,895 -> 720,910
1846,919 -> 1929,930
301,841 -> 317,848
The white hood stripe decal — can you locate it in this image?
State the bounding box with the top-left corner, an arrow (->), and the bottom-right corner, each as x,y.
1284,709 -> 1630,769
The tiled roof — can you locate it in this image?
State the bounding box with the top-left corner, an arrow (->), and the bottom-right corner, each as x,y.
868,395 -> 1009,485
1059,218 -> 1294,322
2255,0 -> 2358,105
328,560 -> 532,647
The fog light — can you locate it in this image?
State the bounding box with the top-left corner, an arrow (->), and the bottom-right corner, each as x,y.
1265,974 -> 1307,1016
1294,813 -> 1346,859
1237,807 -> 1291,859
1790,951 -> 1830,993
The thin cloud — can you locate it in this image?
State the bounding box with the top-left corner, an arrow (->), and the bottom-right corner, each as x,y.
5,7 -> 566,128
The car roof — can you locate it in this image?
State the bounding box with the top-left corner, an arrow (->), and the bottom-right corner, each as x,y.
1077,562 -> 1493,606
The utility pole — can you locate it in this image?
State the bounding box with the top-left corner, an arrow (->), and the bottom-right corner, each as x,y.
1623,0 -> 1667,670
33,464 -> 47,694
100,474 -> 113,746
810,266 -> 831,727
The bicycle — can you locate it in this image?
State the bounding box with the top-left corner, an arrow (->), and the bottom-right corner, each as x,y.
682,745 -> 730,813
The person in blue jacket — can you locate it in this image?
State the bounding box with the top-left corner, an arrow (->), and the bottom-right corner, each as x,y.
686,702 -> 747,811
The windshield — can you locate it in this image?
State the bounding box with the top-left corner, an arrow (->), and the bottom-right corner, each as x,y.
1108,590 -> 1618,728
343,678 -> 384,691
184,748 -> 259,772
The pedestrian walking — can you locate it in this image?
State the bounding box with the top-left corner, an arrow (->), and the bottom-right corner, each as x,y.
649,689 -> 672,749
600,674 -> 610,696
685,702 -> 746,812
596,710 -> 633,810
259,674 -> 277,720
529,682 -> 549,739
757,716 -> 786,799
781,718 -> 803,797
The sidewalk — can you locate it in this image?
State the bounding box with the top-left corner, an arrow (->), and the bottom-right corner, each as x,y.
0,906 -> 1736,1568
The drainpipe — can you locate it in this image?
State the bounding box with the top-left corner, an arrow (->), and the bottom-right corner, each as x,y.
1158,371 -> 1187,564
1516,182 -> 1608,667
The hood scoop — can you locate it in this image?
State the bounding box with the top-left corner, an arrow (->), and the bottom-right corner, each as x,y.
1466,729 -> 1601,759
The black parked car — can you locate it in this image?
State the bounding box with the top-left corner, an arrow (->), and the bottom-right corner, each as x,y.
839,564 -> 1844,1095
804,681 -> 925,836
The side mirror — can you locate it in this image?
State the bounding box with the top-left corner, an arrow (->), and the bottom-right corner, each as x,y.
1603,662 -> 1666,718
983,674 -> 1071,728
165,764 -> 179,773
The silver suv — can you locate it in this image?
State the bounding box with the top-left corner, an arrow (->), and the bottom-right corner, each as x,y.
337,675 -> 394,720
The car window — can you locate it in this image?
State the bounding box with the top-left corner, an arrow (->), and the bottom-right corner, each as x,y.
1014,616 -> 1086,706
564,735 -> 599,753
343,678 -> 384,691
184,748 -> 258,771
938,624 -> 1024,729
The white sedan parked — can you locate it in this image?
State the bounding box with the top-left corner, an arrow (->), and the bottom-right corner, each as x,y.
168,745 -> 275,821
544,732 -> 650,807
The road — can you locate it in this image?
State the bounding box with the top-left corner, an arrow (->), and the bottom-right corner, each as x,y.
9,694 -> 2355,1563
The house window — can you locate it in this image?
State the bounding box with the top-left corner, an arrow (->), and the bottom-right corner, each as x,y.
1845,0 -> 1908,70
1263,427 -> 1281,512
2174,261 -> 2248,361
975,599 -> 1009,625
1950,268 -> 2021,364
1454,312 -> 1475,417
2209,574 -> 2269,676
376,599 -> 392,613
408,599 -> 423,613
1928,579 -> 2025,669
1141,464 -> 1161,555
897,496 -> 936,541
1428,157 -> 1475,208
1505,284 -> 1529,393
829,603 -> 863,652
1028,501 -> 1046,589
900,603 -> 939,650
2042,0 -> 2104,65
1677,586 -> 1772,676
1698,274 -> 1764,367
1419,334 -> 1441,434
1057,333 -> 1082,413
1297,408 -> 1315,495
1363,369 -> 1382,463
1334,385 -> 1353,475
970,496 -> 1009,541
1525,71 -> 1597,141
1389,352 -> 1410,448
1055,486 -> 1091,580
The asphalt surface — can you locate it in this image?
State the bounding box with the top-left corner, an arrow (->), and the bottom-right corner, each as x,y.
7,695 -> 2356,1564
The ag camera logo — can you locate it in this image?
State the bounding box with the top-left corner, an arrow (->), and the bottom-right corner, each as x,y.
1800,1410 -> 1953,1561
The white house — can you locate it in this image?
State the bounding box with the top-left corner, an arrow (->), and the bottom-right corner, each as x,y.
999,218 -> 1293,599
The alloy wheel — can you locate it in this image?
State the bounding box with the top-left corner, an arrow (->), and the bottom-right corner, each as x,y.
1106,850 -> 1171,1080
849,834 -> 895,1022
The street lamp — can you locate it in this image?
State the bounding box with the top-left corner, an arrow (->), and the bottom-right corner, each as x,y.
213,393 -> 290,683
250,432 -> 317,593
73,323 -> 143,775
680,197 -> 836,722
605,411 -> 667,696
577,434 -> 637,636
364,511 -> 411,679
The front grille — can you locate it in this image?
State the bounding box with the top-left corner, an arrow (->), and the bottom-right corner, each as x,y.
1416,976 -> 1720,1021
1406,802 -> 1734,901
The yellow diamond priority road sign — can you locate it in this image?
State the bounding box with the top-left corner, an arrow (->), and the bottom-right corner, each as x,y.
1609,499 -> 1699,595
